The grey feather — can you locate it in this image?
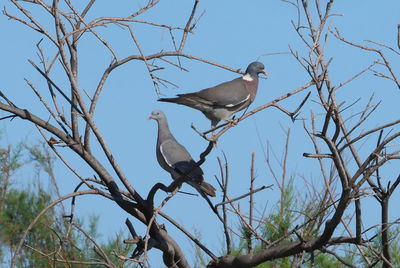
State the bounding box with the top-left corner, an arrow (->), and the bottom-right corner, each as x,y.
149,110 -> 216,197
158,61 -> 267,127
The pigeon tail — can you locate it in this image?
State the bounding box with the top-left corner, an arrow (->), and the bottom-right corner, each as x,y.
158,97 -> 179,103
158,96 -> 202,108
192,181 -> 216,197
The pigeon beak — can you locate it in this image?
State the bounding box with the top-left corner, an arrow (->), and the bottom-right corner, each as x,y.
147,115 -> 153,120
262,70 -> 269,77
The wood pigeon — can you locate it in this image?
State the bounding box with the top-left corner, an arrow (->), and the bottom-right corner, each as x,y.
148,110 -> 216,197
158,62 -> 267,127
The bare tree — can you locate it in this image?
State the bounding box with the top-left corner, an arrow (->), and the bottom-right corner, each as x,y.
2,0 -> 400,267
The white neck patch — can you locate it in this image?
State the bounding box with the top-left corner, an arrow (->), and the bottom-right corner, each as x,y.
242,73 -> 254,81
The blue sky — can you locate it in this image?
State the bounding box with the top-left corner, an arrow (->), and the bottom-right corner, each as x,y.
2,0 -> 400,266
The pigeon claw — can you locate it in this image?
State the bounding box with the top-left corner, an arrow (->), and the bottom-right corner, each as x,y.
226,118 -> 239,127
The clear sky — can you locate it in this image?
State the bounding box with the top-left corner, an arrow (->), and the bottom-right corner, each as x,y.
1,0 -> 400,266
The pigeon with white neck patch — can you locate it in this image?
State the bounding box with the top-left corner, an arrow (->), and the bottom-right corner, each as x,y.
148,110 -> 216,197
158,62 -> 268,127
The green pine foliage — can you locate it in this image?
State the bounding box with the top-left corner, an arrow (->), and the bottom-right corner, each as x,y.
0,139 -> 135,267
222,176 -> 400,267
0,187 -> 55,267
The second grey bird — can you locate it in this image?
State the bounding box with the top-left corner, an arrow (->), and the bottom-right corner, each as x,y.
149,110 -> 216,197
158,61 -> 267,127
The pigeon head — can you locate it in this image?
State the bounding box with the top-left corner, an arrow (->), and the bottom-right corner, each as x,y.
148,110 -> 166,121
245,61 -> 268,77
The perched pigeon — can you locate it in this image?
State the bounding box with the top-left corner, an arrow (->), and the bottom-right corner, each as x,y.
158,62 -> 267,127
149,110 -> 216,197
